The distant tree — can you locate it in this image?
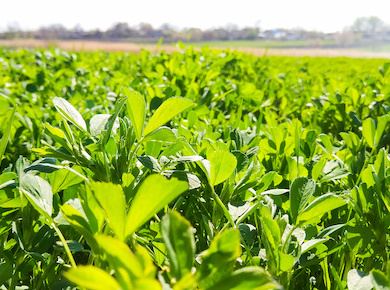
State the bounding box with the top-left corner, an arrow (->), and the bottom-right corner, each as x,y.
352,16 -> 384,33
242,27 -> 258,40
2,22 -> 21,39
70,24 -> 84,39
85,29 -> 103,40
34,24 -> 69,40
214,28 -> 229,40
186,28 -> 203,42
107,22 -> 138,39
203,29 -> 229,41
335,28 -> 355,47
139,23 -> 154,37
226,23 -> 239,40
160,23 -> 174,32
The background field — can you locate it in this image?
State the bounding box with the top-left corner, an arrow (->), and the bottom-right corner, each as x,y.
1,39 -> 390,58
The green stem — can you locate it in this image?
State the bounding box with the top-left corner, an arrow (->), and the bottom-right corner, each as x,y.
127,141 -> 142,171
103,150 -> 112,182
282,225 -> 296,253
51,222 -> 77,268
35,249 -> 59,289
355,146 -> 376,185
211,187 -> 235,228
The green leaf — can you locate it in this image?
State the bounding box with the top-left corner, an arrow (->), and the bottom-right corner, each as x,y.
347,269 -> 373,290
102,96 -> 127,146
55,198 -> 84,225
134,279 -> 161,290
123,87 -> 146,141
257,171 -> 282,192
362,118 -> 376,149
161,211 -> 195,280
55,240 -> 84,252
279,252 -> 294,272
290,177 -> 316,224
312,157 -> 326,181
96,235 -> 149,287
143,97 -> 193,136
0,261 -> 13,286
371,270 -> 390,290
206,228 -> 241,260
48,167 -> 85,194
207,267 -> 279,290
126,175 -> 188,237
209,150 -> 237,186
260,189 -> 289,196
297,193 -> 347,226
63,266 -> 121,290
320,168 -> 350,182
19,174 -> 53,221
301,239 -> 328,255
259,206 -> 280,251
317,223 -> 346,238
0,106 -> 16,165
141,126 -> 177,143
53,97 -> 87,132
0,172 -> 16,190
319,134 -> 333,154
361,167 -> 375,188
80,186 -> 106,234
197,229 -> 242,288
228,201 -> 251,221
44,122 -> 71,150
90,182 -> 126,240
375,115 -> 388,147
137,156 -> 161,172
374,148 -> 386,181
60,204 -> 99,253
89,114 -> 119,136
32,147 -> 78,164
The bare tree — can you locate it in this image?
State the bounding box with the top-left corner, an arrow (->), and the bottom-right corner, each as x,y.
335,28 -> 355,47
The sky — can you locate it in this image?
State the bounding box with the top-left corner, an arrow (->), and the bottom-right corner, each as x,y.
1,0 -> 390,33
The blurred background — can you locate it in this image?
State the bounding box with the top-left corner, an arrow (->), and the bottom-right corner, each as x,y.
1,0 -> 390,57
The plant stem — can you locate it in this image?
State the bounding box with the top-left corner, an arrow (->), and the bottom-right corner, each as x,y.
211,187 -> 235,228
51,222 -> 77,268
282,225 -> 296,253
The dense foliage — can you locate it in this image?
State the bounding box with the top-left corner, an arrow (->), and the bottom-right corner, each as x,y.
0,46 -> 390,289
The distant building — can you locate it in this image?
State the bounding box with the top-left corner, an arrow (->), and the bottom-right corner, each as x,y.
258,29 -> 300,41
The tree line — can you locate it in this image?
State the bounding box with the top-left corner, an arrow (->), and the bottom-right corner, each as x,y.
1,17 -> 389,45
0,22 -> 330,42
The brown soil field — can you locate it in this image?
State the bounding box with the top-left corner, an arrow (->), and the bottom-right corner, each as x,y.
1,39 -> 390,59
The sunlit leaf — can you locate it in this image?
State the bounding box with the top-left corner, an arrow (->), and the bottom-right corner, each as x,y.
19,174 -> 53,221
362,118 -> 375,149
126,175 -> 188,237
53,97 -> 87,132
89,114 -> 119,136
290,177 -> 316,224
143,97 -> 193,136
90,182 -> 126,240
0,106 -> 16,165
371,270 -> 390,290
209,150 -> 237,186
347,269 -> 373,290
63,266 -> 121,290
161,211 -> 195,279
123,87 -> 146,141
207,266 -> 279,290
297,193 -> 347,226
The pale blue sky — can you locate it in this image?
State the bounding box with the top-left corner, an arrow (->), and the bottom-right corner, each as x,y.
1,0 -> 390,33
